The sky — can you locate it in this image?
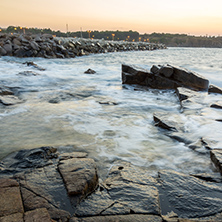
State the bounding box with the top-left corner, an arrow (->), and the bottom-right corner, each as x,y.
0,0 -> 222,36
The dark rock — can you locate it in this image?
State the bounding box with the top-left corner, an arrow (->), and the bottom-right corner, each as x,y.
12,38 -> 22,46
0,46 -> 7,56
0,178 -> 24,217
153,112 -> 178,131
176,87 -> 196,102
159,65 -> 174,78
201,138 -> 220,150
55,52 -> 65,58
170,65 -> 209,90
150,65 -> 160,74
58,158 -> 98,197
30,41 -> 39,51
23,61 -> 45,71
84,69 -> 96,74
158,170 -> 222,218
98,101 -> 118,105
208,84 -> 222,94
14,48 -> 27,57
17,71 -> 40,76
3,43 -> 12,55
0,95 -> 23,106
210,102 -> 222,109
123,64 -> 209,91
70,214 -> 162,222
210,149 -> 222,175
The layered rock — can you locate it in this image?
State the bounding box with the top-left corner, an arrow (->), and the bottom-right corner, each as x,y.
0,33 -> 166,58
122,64 -> 209,91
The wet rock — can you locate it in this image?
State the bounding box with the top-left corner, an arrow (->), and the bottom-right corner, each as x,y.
23,61 -> 46,71
24,208 -> 52,222
159,65 -> 174,78
0,95 -> 23,106
3,43 -> 12,55
0,178 -> 24,217
59,152 -> 88,161
210,102 -> 222,109
84,69 -> 96,74
150,65 -> 160,74
70,214 -> 162,222
75,164 -> 160,217
122,64 -> 209,91
153,112 -> 178,131
176,87 -> 196,102
208,84 -> 222,94
98,101 -> 118,105
17,71 -> 40,76
0,213 -> 23,222
210,149 -> 222,175
158,170 -> 222,218
201,138 -> 220,150
58,158 -> 98,196
1,147 -> 58,172
0,86 -> 14,96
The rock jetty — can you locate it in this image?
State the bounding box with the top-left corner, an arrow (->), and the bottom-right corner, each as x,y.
0,33 -> 166,58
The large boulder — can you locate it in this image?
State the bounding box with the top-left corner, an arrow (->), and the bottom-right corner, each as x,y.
122,64 -> 209,91
210,149 -> 222,175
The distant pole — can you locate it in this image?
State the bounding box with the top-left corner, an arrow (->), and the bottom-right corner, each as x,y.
80,27 -> 83,38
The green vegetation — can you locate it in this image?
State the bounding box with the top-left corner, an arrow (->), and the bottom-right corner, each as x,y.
1,26 -> 222,48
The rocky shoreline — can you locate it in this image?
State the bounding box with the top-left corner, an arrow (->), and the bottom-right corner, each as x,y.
1,62 -> 222,221
0,33 -> 166,58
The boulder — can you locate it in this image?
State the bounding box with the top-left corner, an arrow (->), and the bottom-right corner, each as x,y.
210,149 -> 222,175
0,86 -> 14,96
122,64 -> 209,91
159,65 -> 174,78
158,170 -> 222,218
58,158 -> 98,196
84,69 -> 96,74
30,41 -> 39,51
208,84 -> 222,94
0,46 -> 7,56
3,43 -> 12,55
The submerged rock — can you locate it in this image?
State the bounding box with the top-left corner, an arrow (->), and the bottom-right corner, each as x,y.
208,84 -> 222,94
17,71 -> 40,76
210,102 -> 222,109
84,69 -> 96,74
23,61 -> 46,71
0,95 -> 23,106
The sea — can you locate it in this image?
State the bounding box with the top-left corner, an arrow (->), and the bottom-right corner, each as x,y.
0,47 -> 222,177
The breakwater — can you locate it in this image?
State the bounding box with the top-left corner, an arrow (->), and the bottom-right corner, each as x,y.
0,33 -> 166,58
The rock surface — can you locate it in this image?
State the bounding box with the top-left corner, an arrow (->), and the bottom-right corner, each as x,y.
122,64 -> 209,91
211,149 -> 222,175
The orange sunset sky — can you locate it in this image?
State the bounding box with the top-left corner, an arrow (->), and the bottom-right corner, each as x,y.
0,0 -> 222,36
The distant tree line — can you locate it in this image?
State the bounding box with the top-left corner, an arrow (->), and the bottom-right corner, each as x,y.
1,26 -> 222,48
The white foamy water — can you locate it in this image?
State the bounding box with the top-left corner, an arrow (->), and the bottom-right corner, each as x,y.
0,47 -> 222,176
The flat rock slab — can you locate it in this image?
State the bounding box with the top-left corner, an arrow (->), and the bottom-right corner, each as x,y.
75,164 -> 160,217
0,179 -> 24,217
210,149 -> 222,175
208,84 -> 222,94
24,208 -> 51,222
210,102 -> 222,109
58,158 -> 98,196
70,214 -> 162,222
0,213 -> 23,222
158,170 -> 222,218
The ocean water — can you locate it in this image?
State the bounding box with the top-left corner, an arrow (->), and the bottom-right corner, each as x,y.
0,47 -> 222,177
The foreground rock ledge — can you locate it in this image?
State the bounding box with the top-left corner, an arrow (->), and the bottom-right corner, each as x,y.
1,147 -> 222,221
